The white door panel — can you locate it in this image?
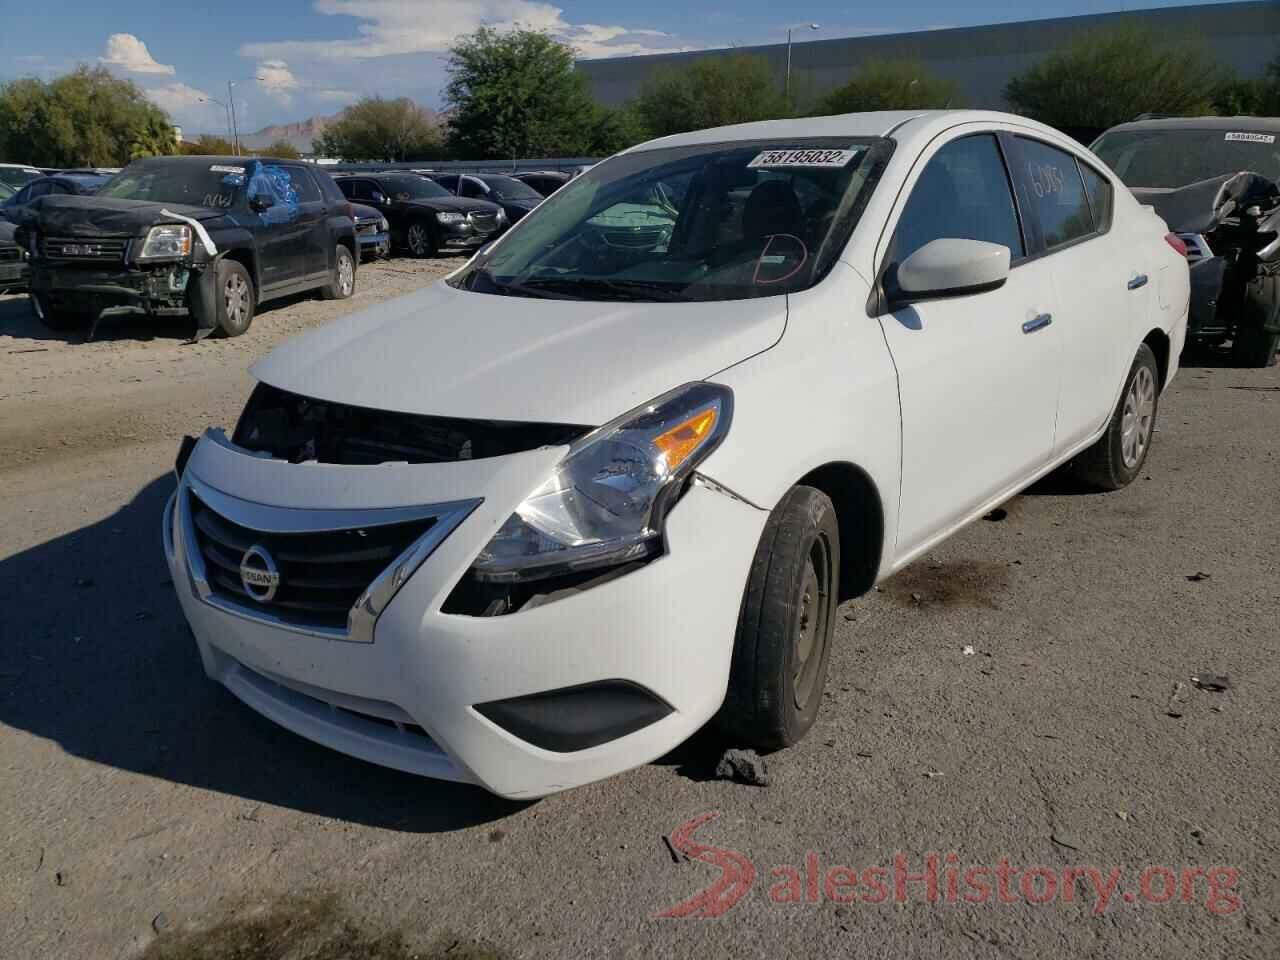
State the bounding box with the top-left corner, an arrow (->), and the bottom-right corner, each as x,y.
880,259 -> 1059,554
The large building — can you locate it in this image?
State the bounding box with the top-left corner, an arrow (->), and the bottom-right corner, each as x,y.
578,2 -> 1280,110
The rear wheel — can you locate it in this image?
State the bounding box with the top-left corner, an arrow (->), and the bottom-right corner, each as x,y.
715,485 -> 841,750
405,221 -> 437,258
321,244 -> 356,300
215,260 -> 254,337
1070,343 -> 1160,490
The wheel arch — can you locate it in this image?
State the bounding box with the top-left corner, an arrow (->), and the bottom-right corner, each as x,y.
1143,327 -> 1171,389
794,461 -> 885,601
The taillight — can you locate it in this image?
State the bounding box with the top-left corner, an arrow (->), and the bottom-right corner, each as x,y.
1165,232 -> 1188,257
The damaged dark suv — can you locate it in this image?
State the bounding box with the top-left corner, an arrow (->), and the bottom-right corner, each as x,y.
15,156 -> 358,338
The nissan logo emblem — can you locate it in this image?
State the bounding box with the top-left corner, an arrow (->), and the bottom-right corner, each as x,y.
239,544 -> 281,603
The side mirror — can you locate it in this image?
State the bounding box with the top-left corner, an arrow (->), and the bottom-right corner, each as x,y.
892,238 -> 1010,305
249,194 -> 275,213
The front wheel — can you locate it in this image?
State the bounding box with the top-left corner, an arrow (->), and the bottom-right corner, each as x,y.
1069,343 -> 1160,490
715,485 -> 841,750
322,244 -> 356,300
1231,326 -> 1279,368
405,221 -> 437,258
214,260 -> 254,337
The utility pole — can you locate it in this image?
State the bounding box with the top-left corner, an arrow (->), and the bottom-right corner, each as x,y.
785,23 -> 820,101
228,81 -> 240,156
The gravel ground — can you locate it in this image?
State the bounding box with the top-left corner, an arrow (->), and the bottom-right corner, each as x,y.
0,267 -> 1276,960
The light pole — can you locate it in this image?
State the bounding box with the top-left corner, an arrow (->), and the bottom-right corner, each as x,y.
226,76 -> 266,156
197,95 -> 233,144
785,23 -> 820,101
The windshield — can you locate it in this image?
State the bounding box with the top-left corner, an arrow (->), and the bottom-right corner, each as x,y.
0,167 -> 41,190
380,175 -> 450,200
1093,128 -> 1280,189
452,138 -> 892,303
97,161 -> 247,208
482,175 -> 541,201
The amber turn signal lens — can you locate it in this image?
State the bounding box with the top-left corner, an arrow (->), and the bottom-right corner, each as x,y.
653,407 -> 718,470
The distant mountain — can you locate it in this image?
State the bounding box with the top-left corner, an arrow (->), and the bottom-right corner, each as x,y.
238,113 -> 342,154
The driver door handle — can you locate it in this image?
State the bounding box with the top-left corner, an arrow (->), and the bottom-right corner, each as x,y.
1127,274 -> 1149,290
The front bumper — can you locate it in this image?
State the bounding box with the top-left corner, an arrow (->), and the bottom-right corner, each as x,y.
30,261 -> 198,317
165,431 -> 766,798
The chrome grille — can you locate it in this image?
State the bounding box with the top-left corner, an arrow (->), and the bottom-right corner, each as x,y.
467,211 -> 499,234
1178,233 -> 1212,265
0,244 -> 20,263
40,236 -> 128,263
601,226 -> 670,250
179,477 -> 481,642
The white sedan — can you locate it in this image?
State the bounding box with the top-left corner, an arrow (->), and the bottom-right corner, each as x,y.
164,110 -> 1189,798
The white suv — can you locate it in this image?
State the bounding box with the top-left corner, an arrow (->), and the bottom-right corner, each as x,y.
165,111 -> 1189,798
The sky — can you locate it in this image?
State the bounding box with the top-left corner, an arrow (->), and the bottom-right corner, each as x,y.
0,0 -> 1242,135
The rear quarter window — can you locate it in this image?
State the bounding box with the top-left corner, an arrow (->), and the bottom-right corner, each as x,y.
1016,138 -> 1095,250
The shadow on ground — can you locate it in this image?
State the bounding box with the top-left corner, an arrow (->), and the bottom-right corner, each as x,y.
0,474 -> 524,832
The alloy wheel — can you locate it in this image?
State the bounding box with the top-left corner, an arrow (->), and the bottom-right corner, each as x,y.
1121,365 -> 1156,468
223,274 -> 248,326
407,224 -> 428,256
337,252 -> 354,295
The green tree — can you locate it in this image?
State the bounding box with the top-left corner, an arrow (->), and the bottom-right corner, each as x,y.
1004,26 -> 1225,129
312,96 -> 443,161
263,138 -> 302,159
0,65 -> 177,167
445,28 -> 601,158
813,59 -> 959,115
635,55 -> 787,139
179,134 -> 237,156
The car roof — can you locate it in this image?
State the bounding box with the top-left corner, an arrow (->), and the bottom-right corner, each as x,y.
1101,115 -> 1280,135
619,110 -> 1075,155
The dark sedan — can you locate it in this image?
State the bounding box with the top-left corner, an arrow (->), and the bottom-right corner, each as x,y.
424,173 -> 543,224
512,171 -> 571,197
1,173 -> 111,221
334,174 -> 505,258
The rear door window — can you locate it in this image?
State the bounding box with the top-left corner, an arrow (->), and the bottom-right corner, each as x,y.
1015,138 -> 1095,250
890,134 -> 1025,264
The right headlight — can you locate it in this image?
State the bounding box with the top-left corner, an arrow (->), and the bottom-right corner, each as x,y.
471,382 -> 732,583
137,224 -> 192,261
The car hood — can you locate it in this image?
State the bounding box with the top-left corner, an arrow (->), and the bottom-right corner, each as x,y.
251,281 -> 787,424
18,195 -> 226,236
403,196 -> 500,215
1131,174 -> 1237,234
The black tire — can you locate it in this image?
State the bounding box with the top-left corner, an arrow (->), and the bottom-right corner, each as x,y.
1231,326 -> 1279,368
1070,343 -> 1160,491
214,259 -> 254,337
404,220 -> 437,258
31,292 -> 84,332
321,244 -> 356,300
715,485 -> 841,750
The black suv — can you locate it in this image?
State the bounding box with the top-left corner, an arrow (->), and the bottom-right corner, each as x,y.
334,173 -> 505,258
16,156 -> 357,338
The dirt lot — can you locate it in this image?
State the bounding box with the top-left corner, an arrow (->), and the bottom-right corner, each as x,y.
0,264 -> 1277,960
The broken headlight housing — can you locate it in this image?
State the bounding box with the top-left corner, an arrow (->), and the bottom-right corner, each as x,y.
137,224 -> 192,262
471,382 -> 732,583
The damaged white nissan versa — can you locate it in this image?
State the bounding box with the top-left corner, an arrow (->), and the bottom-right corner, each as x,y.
164,111 -> 1189,798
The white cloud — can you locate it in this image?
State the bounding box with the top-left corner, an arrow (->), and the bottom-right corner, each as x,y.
239,0 -> 689,63
100,33 -> 176,75
256,60 -> 303,103
144,82 -> 210,112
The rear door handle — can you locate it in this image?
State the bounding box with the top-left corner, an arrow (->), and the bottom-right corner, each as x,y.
1127,274 -> 1149,290
1022,313 -> 1052,334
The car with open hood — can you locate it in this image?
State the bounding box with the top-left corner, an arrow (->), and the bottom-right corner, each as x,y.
333,173 -> 504,258
166,111 -> 1188,799
1093,115 -> 1280,366
16,155 -> 357,338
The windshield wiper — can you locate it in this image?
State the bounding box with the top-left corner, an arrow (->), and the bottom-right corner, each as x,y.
519,276 -> 687,302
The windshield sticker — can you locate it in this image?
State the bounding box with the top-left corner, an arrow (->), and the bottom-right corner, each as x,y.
747,148 -> 861,169
1225,132 -> 1276,144
210,164 -> 246,174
